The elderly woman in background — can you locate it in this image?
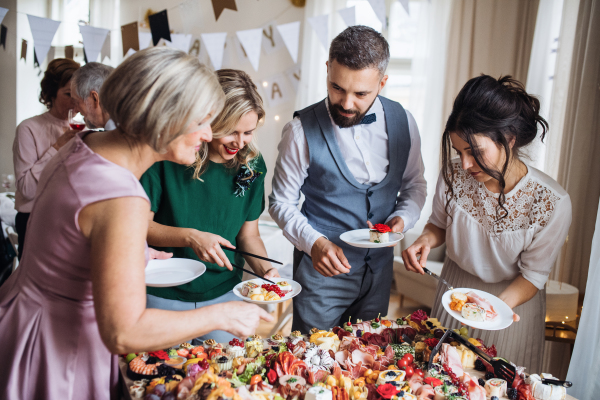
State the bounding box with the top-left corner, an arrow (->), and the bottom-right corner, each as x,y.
0,48 -> 272,400
12,58 -> 80,259
141,69 -> 279,343
71,61 -> 116,130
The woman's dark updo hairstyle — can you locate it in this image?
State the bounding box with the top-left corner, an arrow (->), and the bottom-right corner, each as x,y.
442,74 -> 549,221
39,58 -> 80,110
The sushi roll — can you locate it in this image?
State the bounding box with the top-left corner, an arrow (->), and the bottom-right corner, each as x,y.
369,230 -> 389,243
461,303 -> 486,322
484,378 -> 507,397
376,370 -> 406,385
433,385 -> 458,400
241,281 -> 259,297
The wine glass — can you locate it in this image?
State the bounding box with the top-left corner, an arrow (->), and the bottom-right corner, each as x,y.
68,109 -> 86,131
1,174 -> 15,192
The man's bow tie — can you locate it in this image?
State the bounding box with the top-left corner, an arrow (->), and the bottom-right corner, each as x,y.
360,113 -> 376,124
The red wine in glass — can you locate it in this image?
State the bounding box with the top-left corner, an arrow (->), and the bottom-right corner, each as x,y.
69,122 -> 86,130
68,109 -> 86,131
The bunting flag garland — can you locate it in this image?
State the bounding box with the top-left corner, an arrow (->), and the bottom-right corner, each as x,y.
148,10 -> 171,46
121,22 -> 139,56
100,31 -> 111,62
262,73 -> 293,108
79,24 -> 109,63
338,6 -> 356,27
1,25 -> 7,50
211,0 -> 237,21
26,14 -> 61,65
276,21 -> 300,64
20,39 -> 27,60
285,64 -> 301,93
138,32 -> 152,50
124,48 -> 137,59
367,0 -> 387,30
307,14 -> 329,50
0,7 -> 7,25
397,0 -> 410,15
201,32 -> 227,70
165,33 -> 192,52
262,22 -> 283,55
236,28 -> 262,72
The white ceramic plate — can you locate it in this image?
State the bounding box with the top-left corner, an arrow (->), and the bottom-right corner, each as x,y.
233,277 -> 302,304
145,258 -> 206,288
340,228 -> 404,249
442,288 -> 514,330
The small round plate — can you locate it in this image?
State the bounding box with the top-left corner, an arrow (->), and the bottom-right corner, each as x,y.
442,288 -> 514,330
233,277 -> 302,304
340,228 -> 404,248
145,258 -> 206,287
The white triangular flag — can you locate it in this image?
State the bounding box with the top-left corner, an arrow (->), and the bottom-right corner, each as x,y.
201,32 -> 227,70
124,48 -> 136,59
166,33 -> 193,53
79,25 -> 109,63
139,32 -> 152,50
307,14 -> 329,50
338,7 -> 356,27
26,15 -> 61,65
100,31 -> 111,62
0,7 -> 8,25
397,0 -> 410,15
276,21 -> 300,64
236,28 -> 262,72
367,0 -> 387,30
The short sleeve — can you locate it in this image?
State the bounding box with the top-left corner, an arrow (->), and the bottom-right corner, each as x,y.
139,162 -> 163,213
427,169 -> 449,229
518,194 -> 572,289
246,155 -> 267,221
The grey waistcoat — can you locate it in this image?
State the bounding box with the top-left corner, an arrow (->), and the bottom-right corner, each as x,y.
294,96 -> 411,271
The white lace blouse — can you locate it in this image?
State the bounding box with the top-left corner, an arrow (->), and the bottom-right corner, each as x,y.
428,161 -> 572,290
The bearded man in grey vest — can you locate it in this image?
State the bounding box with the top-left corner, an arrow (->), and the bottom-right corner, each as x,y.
269,26 -> 427,332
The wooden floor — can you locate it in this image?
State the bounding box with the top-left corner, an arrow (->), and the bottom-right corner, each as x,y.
256,293 -> 432,337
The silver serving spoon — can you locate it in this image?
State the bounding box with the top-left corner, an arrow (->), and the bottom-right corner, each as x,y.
422,267 -> 454,291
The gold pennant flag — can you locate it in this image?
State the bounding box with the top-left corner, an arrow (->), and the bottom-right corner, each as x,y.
64,45 -> 74,60
211,0 -> 237,21
121,21 -> 139,56
20,39 -> 27,60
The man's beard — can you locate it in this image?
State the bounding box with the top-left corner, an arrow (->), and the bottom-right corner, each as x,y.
327,95 -> 377,128
83,116 -> 99,129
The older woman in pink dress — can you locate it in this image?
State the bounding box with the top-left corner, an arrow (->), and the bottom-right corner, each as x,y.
0,48 -> 273,399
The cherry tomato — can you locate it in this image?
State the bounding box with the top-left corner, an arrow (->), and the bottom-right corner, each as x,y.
250,374 -> 263,385
414,368 -> 424,378
402,354 -> 414,364
397,359 -> 409,369
404,366 -> 414,378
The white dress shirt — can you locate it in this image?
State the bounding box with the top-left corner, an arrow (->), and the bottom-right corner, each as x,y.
269,97 -> 427,254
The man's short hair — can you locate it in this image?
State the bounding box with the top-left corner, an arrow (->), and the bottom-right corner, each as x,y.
329,25 -> 390,76
72,62 -> 114,100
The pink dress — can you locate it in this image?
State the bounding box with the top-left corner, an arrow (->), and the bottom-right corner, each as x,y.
0,131 -> 149,399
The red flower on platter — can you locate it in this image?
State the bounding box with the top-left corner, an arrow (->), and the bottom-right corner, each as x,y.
149,350 -> 170,360
372,224 -> 392,233
376,383 -> 399,399
424,377 -> 443,387
424,338 -> 439,348
410,309 -> 429,324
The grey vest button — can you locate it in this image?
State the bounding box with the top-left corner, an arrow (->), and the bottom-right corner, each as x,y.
365,255 -> 371,262
368,212 -> 374,219
367,191 -> 373,197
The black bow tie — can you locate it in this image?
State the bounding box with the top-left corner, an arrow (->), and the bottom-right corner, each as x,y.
360,113 -> 376,124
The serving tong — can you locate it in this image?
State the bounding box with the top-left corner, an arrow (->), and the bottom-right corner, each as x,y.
422,267 -> 454,291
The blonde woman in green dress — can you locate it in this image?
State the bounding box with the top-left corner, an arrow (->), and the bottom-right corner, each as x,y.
141,69 -> 280,342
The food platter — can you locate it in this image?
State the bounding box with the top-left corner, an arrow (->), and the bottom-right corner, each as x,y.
145,258 -> 206,287
340,229 -> 403,249
233,277 -> 302,304
442,287 -> 514,330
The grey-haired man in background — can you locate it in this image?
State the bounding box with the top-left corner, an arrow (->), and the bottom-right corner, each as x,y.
71,62 -> 116,130
269,26 -> 427,332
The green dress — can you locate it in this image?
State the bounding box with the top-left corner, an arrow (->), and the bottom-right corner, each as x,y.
140,156 -> 267,302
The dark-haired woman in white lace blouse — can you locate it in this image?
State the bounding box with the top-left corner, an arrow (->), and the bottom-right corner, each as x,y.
402,75 -> 571,373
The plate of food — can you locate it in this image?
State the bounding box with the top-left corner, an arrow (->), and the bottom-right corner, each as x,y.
145,258 -> 206,288
340,224 -> 403,249
442,288 -> 514,330
233,277 -> 302,304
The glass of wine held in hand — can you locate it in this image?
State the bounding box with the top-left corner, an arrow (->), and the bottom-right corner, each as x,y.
68,109 -> 86,131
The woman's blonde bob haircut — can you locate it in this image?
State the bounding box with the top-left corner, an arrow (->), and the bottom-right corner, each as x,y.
192,69 -> 265,179
100,47 -> 225,152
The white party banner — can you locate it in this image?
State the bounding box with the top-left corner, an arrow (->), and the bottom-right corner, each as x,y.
276,21 -> 300,64
285,64 -> 301,93
262,21 -> 283,55
100,31 -> 111,62
139,32 -> 152,50
26,15 -> 61,65
166,33 -> 193,52
338,6 -> 356,27
367,0 -> 387,30
307,14 -> 329,51
0,7 -> 8,25
397,0 -> 410,15
124,48 -> 137,59
262,73 -> 293,108
201,32 -> 227,70
236,28 -> 262,72
79,25 -> 109,63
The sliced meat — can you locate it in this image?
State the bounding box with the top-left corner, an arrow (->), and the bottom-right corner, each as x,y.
335,349 -> 350,368
440,343 -> 463,378
351,349 -> 374,367
415,384 -> 435,400
467,291 -> 498,320
408,374 -> 424,393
